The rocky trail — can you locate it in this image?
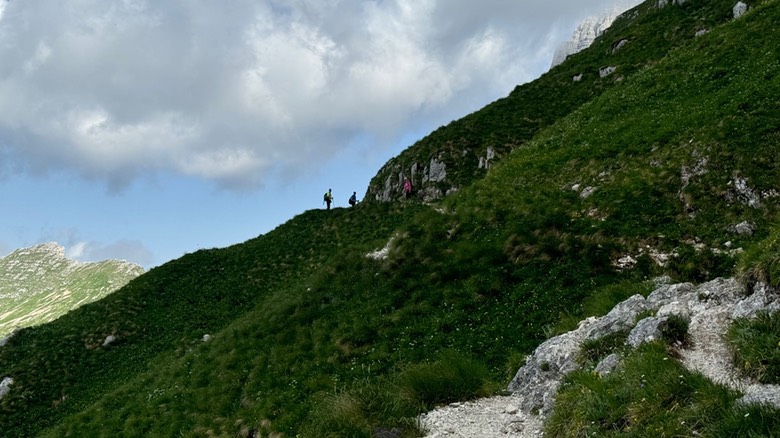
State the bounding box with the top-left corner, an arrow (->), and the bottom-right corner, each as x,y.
420,278 -> 780,437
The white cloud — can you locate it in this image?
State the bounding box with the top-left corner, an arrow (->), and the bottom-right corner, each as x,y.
65,241 -> 87,259
0,0 -> 641,191
81,239 -> 154,266
64,238 -> 153,267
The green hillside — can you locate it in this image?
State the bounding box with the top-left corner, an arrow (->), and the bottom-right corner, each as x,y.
1,0 -> 779,436
0,243 -> 144,338
366,0 -> 761,202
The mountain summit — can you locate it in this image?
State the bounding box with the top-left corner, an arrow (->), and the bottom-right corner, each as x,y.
0,242 -> 144,338
550,5 -> 637,68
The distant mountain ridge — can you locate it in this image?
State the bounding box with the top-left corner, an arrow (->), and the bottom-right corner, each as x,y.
0,242 -> 144,338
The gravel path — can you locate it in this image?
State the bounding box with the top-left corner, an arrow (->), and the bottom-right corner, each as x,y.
419,394 -> 543,438
680,298 -> 780,408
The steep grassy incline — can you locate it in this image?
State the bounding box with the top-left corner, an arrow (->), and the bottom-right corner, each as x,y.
386,0 -> 779,343
1,0 -> 779,436
34,1 -> 780,436
0,203 -> 420,437
366,0 -> 756,202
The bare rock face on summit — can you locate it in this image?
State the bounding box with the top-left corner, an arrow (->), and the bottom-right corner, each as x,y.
550,1 -> 643,69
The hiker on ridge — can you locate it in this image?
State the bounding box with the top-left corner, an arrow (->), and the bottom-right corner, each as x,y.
323,189 -> 333,210
349,191 -> 358,206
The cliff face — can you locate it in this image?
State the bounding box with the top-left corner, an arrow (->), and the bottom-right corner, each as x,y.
0,242 -> 144,338
550,6 -> 636,69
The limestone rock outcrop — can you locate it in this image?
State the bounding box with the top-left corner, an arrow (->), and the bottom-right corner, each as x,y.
550,3 -> 642,68
503,278 -> 779,426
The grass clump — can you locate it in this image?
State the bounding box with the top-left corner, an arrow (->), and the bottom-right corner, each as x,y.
547,342 -> 780,437
726,311 -> 780,385
395,350 -> 494,408
659,314 -> 690,346
738,226 -> 780,290
579,330 -> 629,367
300,350 -> 494,438
301,381 -> 421,438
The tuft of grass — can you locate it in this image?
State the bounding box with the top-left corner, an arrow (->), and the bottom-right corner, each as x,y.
726,311 -> 780,385
738,226 -> 780,290
504,350 -> 528,381
395,350 -> 495,409
710,403 -> 780,437
659,314 -> 690,346
300,350 -> 493,438
579,330 -> 629,366
547,342 -> 779,437
301,382 -> 420,438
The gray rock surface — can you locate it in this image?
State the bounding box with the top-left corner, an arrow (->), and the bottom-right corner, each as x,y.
594,353 -> 622,376
733,1 -> 748,18
657,0 -> 687,7
627,315 -> 667,348
0,377 -> 13,399
550,2 -> 642,68
599,66 -> 617,77
102,335 -> 117,347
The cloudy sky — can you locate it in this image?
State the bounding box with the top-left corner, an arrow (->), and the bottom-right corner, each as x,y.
0,0 -> 641,269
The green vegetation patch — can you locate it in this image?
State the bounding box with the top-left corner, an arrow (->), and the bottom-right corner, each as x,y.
738,226 -> 780,290
727,311 -> 780,385
547,342 -> 780,437
3,0 -> 780,436
301,350 -> 494,438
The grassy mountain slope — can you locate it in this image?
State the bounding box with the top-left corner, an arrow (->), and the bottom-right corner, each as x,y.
0,243 -> 144,338
366,0 -> 754,202
0,204 -> 421,436
1,0 -> 779,436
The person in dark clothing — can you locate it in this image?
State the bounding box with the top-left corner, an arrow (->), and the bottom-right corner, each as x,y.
349,191 -> 357,206
323,189 -> 333,210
